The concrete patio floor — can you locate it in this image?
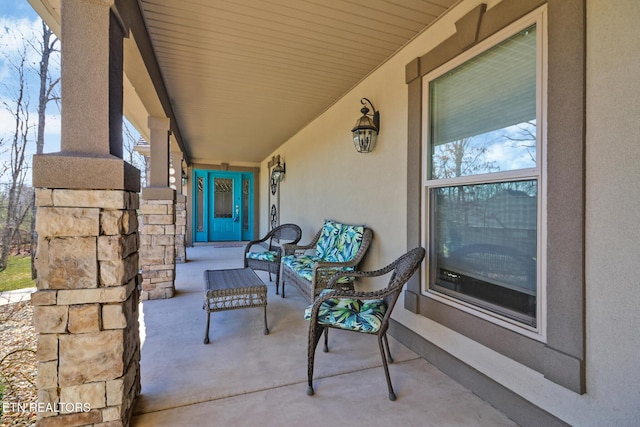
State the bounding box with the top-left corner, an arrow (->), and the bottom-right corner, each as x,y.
132,245 -> 518,427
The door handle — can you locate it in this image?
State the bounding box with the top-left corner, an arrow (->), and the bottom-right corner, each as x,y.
233,204 -> 240,222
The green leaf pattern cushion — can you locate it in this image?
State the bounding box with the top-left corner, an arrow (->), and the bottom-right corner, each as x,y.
315,220 -> 341,260
304,290 -> 387,333
335,223 -> 364,262
315,220 -> 364,263
282,254 -> 322,282
246,251 -> 278,262
282,255 -> 355,284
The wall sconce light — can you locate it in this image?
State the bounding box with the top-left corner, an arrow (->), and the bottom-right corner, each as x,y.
351,97 -> 380,153
269,155 -> 286,183
181,170 -> 188,187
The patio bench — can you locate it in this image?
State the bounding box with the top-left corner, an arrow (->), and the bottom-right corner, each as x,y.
280,219 -> 373,303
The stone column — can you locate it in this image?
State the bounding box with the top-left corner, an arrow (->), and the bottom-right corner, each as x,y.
33,190 -> 141,427
172,150 -> 187,263
139,117 -> 176,300
31,1 -> 141,426
175,195 -> 187,263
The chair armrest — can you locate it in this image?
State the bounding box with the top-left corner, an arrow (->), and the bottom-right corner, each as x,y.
311,260 -> 359,286
244,235 -> 271,255
282,228 -> 322,255
324,260 -> 398,288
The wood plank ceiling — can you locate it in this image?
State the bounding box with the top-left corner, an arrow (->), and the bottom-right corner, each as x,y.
139,0 -> 456,164
138,0 -> 458,164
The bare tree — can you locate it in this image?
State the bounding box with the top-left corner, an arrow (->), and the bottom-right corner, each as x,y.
30,20 -> 60,278
32,20 -> 60,155
123,119 -> 147,178
0,136 -> 6,183
503,120 -> 537,163
432,137 -> 500,180
0,47 -> 33,271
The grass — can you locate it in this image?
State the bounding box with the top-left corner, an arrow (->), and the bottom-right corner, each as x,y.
0,255 -> 35,292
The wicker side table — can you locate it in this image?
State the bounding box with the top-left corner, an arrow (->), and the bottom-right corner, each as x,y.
203,268 -> 269,344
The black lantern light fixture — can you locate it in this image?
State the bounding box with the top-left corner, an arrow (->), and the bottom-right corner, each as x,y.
351,98 -> 380,153
269,155 -> 286,183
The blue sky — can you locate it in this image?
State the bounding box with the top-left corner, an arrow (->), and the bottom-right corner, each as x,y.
2,1 -> 39,19
0,1 -> 146,185
0,0 -> 62,183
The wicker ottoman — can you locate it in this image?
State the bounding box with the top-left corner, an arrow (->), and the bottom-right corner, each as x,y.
203,268 -> 269,344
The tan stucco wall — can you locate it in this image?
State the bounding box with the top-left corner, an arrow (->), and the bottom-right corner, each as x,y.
259,1 -> 496,277
582,0 -> 640,421
260,0 -> 640,425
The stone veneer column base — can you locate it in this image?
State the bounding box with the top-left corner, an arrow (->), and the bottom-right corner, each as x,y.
175,195 -> 187,263
33,188 -> 141,427
139,198 -> 176,300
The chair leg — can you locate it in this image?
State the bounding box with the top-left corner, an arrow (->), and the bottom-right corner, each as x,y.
263,306 -> 269,335
204,311 -> 211,344
323,327 -> 329,352
307,324 -> 324,396
378,334 -> 396,401
275,268 -> 280,295
383,334 -> 393,363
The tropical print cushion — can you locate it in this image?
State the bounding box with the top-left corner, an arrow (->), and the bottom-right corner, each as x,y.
315,220 -> 341,259
246,251 -> 278,262
304,290 -> 387,333
315,220 -> 364,263
282,254 -> 322,282
334,223 -> 364,262
282,254 -> 354,284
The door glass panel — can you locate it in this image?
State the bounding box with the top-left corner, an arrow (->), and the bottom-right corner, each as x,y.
214,178 -> 233,218
242,178 -> 249,232
196,177 -> 204,231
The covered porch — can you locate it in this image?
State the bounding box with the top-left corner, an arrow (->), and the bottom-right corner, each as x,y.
23,0 -> 640,426
132,244 -> 516,426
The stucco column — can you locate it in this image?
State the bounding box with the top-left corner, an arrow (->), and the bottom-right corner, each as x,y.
139,117 -> 177,299
31,1 -> 141,426
147,117 -> 171,189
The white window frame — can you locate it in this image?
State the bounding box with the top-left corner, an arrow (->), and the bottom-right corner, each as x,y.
421,8 -> 548,341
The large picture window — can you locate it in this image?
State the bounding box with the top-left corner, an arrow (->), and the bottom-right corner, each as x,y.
423,18 -> 545,332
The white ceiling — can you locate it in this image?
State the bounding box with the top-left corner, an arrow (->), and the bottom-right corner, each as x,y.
29,0 -> 458,165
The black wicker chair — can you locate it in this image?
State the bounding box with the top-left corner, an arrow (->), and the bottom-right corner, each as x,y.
305,247 -> 426,401
244,223 -> 302,294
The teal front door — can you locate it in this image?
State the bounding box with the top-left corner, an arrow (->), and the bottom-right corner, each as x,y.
193,170 -> 254,242
210,173 -> 241,241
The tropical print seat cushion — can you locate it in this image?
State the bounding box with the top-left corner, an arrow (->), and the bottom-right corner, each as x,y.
282,254 -> 321,282
282,254 -> 355,284
246,251 -> 278,262
315,220 -> 364,263
304,290 -> 387,333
